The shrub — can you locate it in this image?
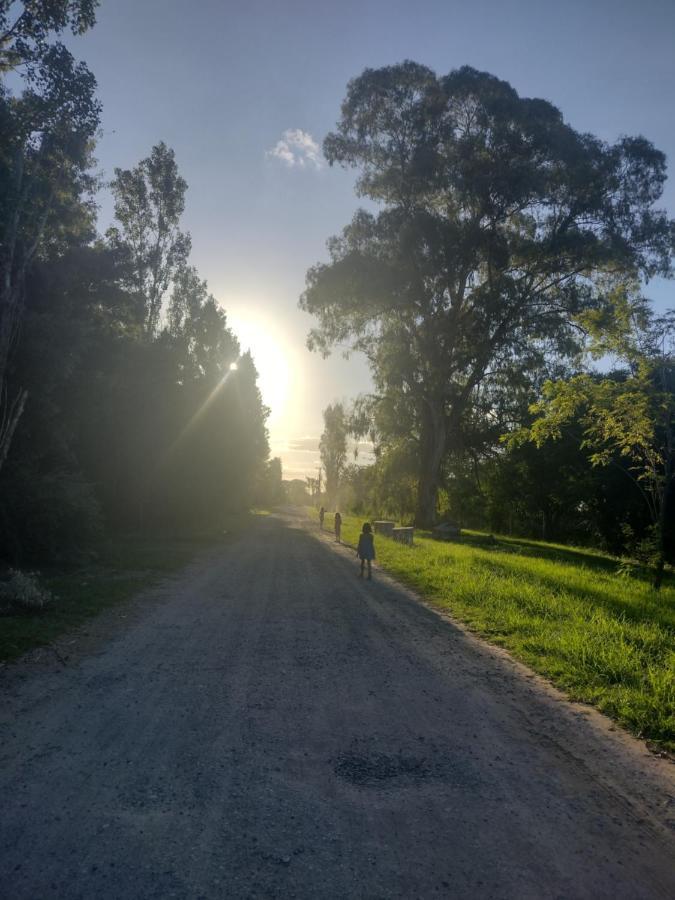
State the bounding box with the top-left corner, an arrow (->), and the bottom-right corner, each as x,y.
0,570 -> 53,613
0,466 -> 103,564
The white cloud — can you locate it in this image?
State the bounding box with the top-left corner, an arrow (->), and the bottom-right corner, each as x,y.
267,129 -> 323,169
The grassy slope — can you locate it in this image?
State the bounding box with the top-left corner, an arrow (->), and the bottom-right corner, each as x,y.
335,513 -> 675,751
0,515 -> 253,664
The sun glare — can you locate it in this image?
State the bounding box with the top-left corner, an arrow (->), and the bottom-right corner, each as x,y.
228,311 -> 292,428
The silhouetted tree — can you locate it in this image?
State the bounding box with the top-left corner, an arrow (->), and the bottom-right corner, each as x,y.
320,402 -> 348,508
0,2 -> 99,470
256,457 -> 284,507
108,142 -> 191,335
285,478 -> 310,506
0,1 -> 97,73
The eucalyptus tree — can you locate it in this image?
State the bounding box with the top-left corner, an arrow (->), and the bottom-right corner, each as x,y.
319,402 -> 348,508
108,142 -> 191,335
301,62 -> 673,526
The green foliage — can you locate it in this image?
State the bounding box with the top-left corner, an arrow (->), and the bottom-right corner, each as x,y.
284,478 -> 310,506
343,441 -> 417,521
0,2 -> 98,73
336,513 -> 675,750
255,457 -> 285,508
108,142 -> 191,334
481,433 -> 648,550
521,293 -> 675,586
302,62 -> 673,526
527,375 -> 654,470
0,466 -> 103,564
0,569 -> 52,612
0,137 -> 271,561
0,0 -> 100,474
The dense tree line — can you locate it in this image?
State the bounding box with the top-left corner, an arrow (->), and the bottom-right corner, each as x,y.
0,3 -> 270,563
309,62 -> 674,580
333,334 -> 675,578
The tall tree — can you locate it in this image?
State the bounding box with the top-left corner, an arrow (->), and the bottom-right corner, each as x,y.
319,402 -> 348,508
0,244 -> 109,562
301,63 -> 673,526
0,1 -> 99,470
108,142 -> 191,335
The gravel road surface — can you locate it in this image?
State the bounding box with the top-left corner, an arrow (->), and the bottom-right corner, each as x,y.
1,511 -> 674,899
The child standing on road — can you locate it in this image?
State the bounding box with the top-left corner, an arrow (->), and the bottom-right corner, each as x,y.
357,522 -> 375,579
319,506 -> 325,530
334,511 -> 342,543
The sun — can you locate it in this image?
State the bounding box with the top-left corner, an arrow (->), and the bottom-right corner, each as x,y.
228,312 -> 292,428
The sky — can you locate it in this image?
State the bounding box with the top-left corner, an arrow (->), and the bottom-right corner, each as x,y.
74,0 -> 675,479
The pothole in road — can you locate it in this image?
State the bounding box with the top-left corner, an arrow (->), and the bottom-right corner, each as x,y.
333,742 -> 483,790
334,750 -> 432,786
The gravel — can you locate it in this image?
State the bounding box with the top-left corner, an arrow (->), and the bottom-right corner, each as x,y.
1,510 -> 674,899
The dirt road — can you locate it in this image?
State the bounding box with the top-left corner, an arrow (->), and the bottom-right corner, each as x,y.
1,512 -> 674,899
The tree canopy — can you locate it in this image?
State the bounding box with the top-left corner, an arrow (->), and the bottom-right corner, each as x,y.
0,3 -> 273,561
302,62 -> 674,526
0,1 -> 98,73
521,292 -> 675,586
108,142 -> 191,335
0,0 -> 100,469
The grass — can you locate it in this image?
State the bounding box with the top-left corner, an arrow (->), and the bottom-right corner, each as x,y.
0,514 -> 254,664
335,512 -> 675,752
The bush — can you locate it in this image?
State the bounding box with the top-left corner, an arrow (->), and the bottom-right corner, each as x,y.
0,466 -> 103,564
0,570 -> 53,613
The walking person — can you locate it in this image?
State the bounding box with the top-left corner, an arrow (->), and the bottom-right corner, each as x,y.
319,506 -> 325,530
357,522 -> 375,579
334,511 -> 342,543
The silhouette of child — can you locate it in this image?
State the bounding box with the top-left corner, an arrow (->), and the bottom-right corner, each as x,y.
357,522 -> 375,579
334,511 -> 342,543
319,506 -> 325,530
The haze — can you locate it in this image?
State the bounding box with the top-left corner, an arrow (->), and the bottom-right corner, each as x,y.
73,0 -> 675,479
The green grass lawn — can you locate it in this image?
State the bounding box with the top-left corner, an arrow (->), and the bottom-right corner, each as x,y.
0,514 -> 253,664
333,512 -> 675,752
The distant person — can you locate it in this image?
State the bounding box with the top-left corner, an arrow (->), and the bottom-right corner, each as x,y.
334,511 -> 342,543
356,522 -> 375,580
319,506 -> 325,530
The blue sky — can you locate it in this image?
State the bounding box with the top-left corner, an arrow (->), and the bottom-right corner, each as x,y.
75,0 -> 675,478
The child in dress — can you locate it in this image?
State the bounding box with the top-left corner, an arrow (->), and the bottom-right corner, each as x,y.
334,511 -> 342,543
356,522 -> 375,579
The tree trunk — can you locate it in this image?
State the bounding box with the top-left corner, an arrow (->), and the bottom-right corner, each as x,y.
653,469 -> 673,592
0,145 -> 54,475
415,398 -> 445,528
0,385 -> 28,473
